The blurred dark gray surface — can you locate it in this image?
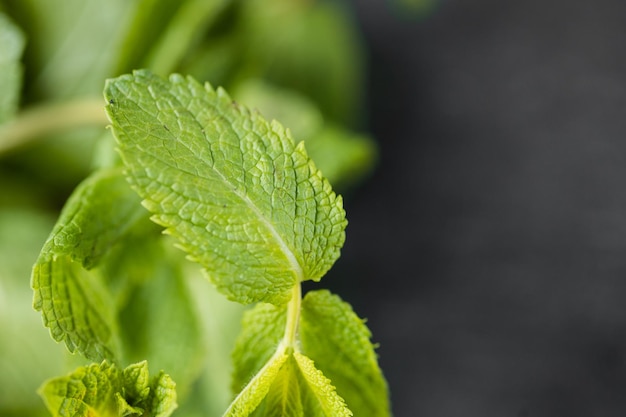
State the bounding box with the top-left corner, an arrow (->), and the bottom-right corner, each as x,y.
333,0 -> 626,415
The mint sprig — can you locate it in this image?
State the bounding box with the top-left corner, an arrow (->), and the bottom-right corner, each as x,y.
103,70 -> 390,416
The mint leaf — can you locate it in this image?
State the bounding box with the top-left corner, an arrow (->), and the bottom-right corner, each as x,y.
293,352 -> 352,417
300,290 -> 390,417
224,351 -> 289,417
32,168 -> 146,362
0,12 -> 25,124
229,350 -> 352,417
229,296 -> 354,417
38,361 -> 121,417
104,70 -> 347,305
38,361 -> 177,417
258,355 -> 303,417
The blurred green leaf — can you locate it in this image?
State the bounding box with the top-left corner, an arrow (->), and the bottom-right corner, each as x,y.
0,209 -> 68,416
0,12 -> 25,124
239,0 -> 365,124
233,80 -> 377,189
117,239 -> 206,400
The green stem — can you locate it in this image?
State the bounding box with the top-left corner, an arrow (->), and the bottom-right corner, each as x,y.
282,283 -> 302,350
0,98 -> 107,155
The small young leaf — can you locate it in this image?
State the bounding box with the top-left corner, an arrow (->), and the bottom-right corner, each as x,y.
104,70 -> 347,305
146,371 -> 178,417
0,12 -> 25,124
258,355 -> 304,417
32,168 -> 146,362
234,351 -> 352,417
38,361 -> 121,417
38,361 -> 177,417
223,351 -> 289,417
300,290 -> 391,417
293,352 -> 352,417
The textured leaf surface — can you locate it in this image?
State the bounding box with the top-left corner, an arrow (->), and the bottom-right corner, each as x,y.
228,298 -> 354,417
300,290 -> 390,417
31,168 -> 146,362
293,352 -> 352,417
38,361 -> 177,417
224,351 -> 289,417
104,70 -> 347,305
0,12 -> 25,124
39,361 -> 121,417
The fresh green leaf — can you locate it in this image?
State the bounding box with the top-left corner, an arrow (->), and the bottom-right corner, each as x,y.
229,349 -> 352,417
300,290 -> 390,417
38,361 -> 121,417
38,360 -> 177,417
293,352 -> 352,417
31,168 -> 146,362
255,355 -> 303,417
223,351 -> 289,417
104,70 -> 347,305
229,293 -> 355,417
0,12 -> 25,124
146,371 -> 178,417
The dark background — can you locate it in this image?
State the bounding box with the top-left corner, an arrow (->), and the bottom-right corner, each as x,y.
333,0 -> 626,415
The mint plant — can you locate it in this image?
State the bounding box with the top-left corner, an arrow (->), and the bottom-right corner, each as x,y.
28,70 -> 390,416
0,1 -> 389,415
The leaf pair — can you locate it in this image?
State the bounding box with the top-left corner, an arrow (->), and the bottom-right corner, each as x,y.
230,290 -> 389,417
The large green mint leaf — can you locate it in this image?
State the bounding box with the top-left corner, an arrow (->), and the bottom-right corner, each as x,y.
32,168 -> 146,362
300,290 -> 390,417
0,12 -> 25,124
38,361 -> 177,417
104,70 -> 347,305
